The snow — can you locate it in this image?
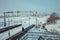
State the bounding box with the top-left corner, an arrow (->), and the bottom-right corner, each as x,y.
0,31 -> 9,40
45,20 -> 60,34
0,15 -> 60,40
19,26 -> 60,40
0,16 -> 35,40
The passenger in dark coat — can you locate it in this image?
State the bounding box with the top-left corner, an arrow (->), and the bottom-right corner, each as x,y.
42,25 -> 45,29
22,27 -> 24,31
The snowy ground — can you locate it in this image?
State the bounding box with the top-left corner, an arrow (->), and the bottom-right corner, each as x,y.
45,20 -> 60,34
0,15 -> 60,40
19,26 -> 60,40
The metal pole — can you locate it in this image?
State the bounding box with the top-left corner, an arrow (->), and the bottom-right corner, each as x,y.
36,11 -> 37,27
8,30 -> 10,37
29,12 -> 30,26
8,13 -> 10,37
4,12 -> 6,26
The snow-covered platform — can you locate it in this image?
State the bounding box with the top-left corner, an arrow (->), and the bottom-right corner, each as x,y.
19,26 -> 60,40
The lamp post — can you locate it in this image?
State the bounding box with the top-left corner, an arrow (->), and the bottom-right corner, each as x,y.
36,11 -> 37,27
4,12 -> 6,26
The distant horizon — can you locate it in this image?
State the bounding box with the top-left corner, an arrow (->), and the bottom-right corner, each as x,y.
0,11 -> 60,16
0,11 -> 60,17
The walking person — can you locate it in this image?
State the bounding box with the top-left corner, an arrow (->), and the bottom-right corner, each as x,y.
22,27 -> 24,31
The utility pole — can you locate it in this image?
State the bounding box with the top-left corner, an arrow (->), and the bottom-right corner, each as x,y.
4,12 -> 6,26
29,11 -> 31,26
8,12 -> 10,37
36,11 -> 37,27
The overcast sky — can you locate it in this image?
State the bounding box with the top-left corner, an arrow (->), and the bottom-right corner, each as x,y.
0,0 -> 60,14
